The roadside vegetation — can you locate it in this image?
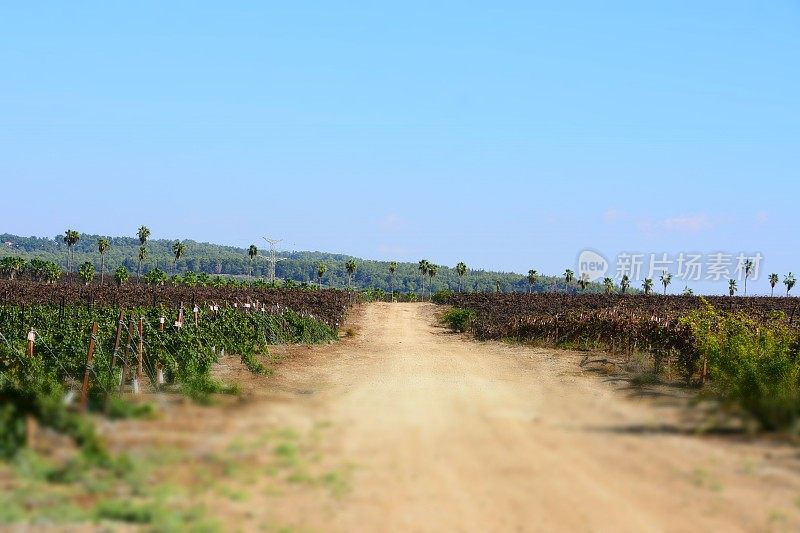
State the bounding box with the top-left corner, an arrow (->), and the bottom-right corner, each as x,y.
441,292 -> 800,432
0,224 -> 353,467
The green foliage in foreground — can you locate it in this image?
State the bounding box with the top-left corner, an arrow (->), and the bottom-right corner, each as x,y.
682,305 -> 800,431
0,365 -> 107,463
441,307 -> 476,333
0,303 -> 338,458
0,448 -> 221,530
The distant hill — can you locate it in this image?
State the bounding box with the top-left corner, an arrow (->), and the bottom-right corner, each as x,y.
0,232 -> 602,294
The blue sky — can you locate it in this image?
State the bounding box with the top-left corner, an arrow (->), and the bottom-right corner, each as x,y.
1,1 -> 798,294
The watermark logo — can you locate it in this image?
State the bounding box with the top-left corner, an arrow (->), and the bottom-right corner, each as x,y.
576,249 -> 764,283
577,249 -> 609,282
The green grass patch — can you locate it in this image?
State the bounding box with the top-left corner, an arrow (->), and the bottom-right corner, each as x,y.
106,396 -> 156,420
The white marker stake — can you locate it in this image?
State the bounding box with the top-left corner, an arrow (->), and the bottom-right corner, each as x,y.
63,390 -> 76,405
27,328 -> 35,357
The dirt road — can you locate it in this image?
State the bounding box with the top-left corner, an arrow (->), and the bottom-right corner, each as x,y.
113,302 -> 800,531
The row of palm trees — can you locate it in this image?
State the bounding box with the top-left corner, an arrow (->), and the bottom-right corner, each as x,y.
308,257 -> 797,298
58,226 -> 187,285
310,258 -> 359,291
308,258 -> 469,300
559,267 -> 797,297
50,230 -> 800,297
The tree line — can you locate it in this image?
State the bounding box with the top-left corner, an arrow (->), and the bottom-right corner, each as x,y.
5,230 -> 792,296
1,230 -> 580,293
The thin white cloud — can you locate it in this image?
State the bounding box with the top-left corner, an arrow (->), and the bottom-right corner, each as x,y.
634,212 -> 728,239
661,214 -> 716,233
377,213 -> 408,232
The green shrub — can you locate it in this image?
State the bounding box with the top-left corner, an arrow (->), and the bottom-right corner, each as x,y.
240,351 -> 266,374
95,500 -> 154,524
431,290 -> 454,305
179,373 -> 238,404
361,288 -> 386,302
0,401 -> 25,459
441,308 -> 476,333
0,359 -> 108,463
106,396 -> 155,420
682,304 -> 800,431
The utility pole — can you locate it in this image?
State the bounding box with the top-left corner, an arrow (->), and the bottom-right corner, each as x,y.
262,237 -> 288,283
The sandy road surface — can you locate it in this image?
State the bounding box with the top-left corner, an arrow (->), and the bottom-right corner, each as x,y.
110,302 -> 800,531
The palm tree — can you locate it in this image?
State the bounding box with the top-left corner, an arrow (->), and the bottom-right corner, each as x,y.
79,261 -> 95,286
642,278 -> 653,296
603,277 -> 615,295
114,266 -> 129,286
172,241 -> 185,274
564,269 -> 574,293
389,261 -> 398,301
183,271 -> 198,287
527,270 -> 539,294
620,275 -> 630,294
683,286 -> 694,296
418,259 -> 430,298
456,262 -> 468,293
742,259 -> 753,296
495,279 -> 501,293
97,237 -> 110,285
346,259 -> 357,290
137,245 -> 148,281
427,264 -> 438,299
136,226 -> 150,279
146,268 -> 167,286
63,229 -> 80,273
248,245 -> 258,280
660,270 -> 672,295
785,273 -> 796,296
137,225 -> 151,246
728,278 -> 737,296
769,273 -> 779,297
45,262 -> 62,284
316,263 -> 327,289
0,256 -> 26,281
28,258 -> 47,282
577,273 -> 590,291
